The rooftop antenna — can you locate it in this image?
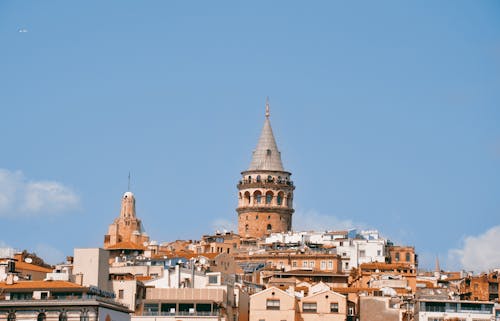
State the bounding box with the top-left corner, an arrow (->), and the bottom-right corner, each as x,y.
128,171 -> 131,191
265,96 -> 270,118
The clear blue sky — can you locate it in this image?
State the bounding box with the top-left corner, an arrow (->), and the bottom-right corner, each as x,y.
1,1 -> 499,271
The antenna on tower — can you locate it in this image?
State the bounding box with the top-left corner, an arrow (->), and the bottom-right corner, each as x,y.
128,172 -> 131,191
265,96 -> 270,118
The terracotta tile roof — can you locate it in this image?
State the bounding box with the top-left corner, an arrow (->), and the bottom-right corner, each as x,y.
15,261 -> 53,273
199,253 -> 220,260
106,241 -> 146,250
331,287 -> 379,293
0,281 -> 86,291
136,276 -> 152,281
360,262 -> 414,270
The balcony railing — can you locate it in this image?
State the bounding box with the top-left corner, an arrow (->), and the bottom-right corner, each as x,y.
143,311 -> 220,317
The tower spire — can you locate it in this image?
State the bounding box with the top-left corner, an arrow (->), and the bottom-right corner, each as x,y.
248,98 -> 284,171
265,96 -> 270,118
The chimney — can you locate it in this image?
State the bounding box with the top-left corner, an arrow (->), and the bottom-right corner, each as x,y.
6,273 -> 15,285
75,273 -> 83,286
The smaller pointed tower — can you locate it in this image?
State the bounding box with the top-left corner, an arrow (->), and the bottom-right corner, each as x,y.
236,99 -> 295,238
104,191 -> 149,249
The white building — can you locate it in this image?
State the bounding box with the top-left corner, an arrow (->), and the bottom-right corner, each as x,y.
415,299 -> 494,321
265,229 -> 387,271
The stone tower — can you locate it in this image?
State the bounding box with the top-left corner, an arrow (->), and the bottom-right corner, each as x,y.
104,191 -> 149,249
237,99 -> 295,238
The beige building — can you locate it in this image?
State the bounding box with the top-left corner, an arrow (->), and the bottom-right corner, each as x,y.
299,289 -> 347,321
249,287 -> 299,321
237,100 -> 295,239
73,248 -> 110,292
249,286 -> 348,321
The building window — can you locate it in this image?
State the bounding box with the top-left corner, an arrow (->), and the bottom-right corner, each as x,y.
406,252 -> 411,262
245,224 -> 249,232
277,194 -> 283,205
330,303 -> 339,313
292,261 -> 297,267
37,313 -> 46,321
7,313 -> 15,321
359,250 -> 366,257
267,224 -> 272,232
302,261 -> 308,268
256,175 -> 261,182
266,299 -> 280,310
309,261 -> 315,268
118,289 -> 124,299
320,261 -> 326,270
256,194 -> 262,204
59,312 -> 67,321
208,275 -> 219,284
395,252 -> 400,261
303,302 -> 317,313
377,250 -> 381,256
266,193 -> 272,204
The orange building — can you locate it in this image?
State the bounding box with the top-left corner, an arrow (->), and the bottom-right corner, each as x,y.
460,271 -> 499,301
104,191 -> 150,249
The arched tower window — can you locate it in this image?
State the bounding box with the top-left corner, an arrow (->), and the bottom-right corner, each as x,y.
254,191 -> 262,204
256,175 -> 261,182
37,313 -> 46,321
267,224 -> 272,232
277,192 -> 284,205
248,176 -> 252,182
267,175 -> 273,182
245,224 -> 249,232
244,192 -> 251,205
7,313 -> 15,321
265,191 -> 273,204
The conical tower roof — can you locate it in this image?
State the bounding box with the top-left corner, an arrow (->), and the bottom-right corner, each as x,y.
248,99 -> 285,171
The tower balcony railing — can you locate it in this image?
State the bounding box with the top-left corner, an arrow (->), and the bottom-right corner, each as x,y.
238,179 -> 294,188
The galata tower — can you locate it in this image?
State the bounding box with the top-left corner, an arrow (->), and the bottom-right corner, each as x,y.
236,99 -> 295,239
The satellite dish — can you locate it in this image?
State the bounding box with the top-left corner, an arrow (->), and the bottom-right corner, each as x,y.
24,258 -> 33,264
13,276 -> 19,282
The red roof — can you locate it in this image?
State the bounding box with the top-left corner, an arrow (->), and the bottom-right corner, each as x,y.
0,280 -> 86,291
106,241 -> 146,250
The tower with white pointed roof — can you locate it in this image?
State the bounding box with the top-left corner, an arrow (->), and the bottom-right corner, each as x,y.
103,191 -> 150,249
236,99 -> 295,238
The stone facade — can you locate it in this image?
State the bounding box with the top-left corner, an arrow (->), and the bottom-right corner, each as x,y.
104,192 -> 149,249
237,101 -> 295,239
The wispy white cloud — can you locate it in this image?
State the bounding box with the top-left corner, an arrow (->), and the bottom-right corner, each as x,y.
448,225 -> 500,273
293,209 -> 366,232
0,169 -> 80,217
211,218 -> 237,233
